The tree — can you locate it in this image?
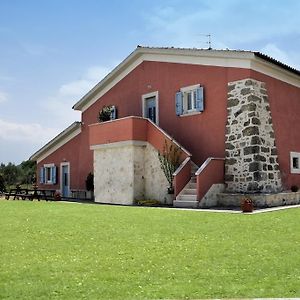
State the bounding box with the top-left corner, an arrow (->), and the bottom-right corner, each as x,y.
2,163 -> 20,186
20,160 -> 36,186
0,174 -> 5,192
158,139 -> 182,193
0,160 -> 36,189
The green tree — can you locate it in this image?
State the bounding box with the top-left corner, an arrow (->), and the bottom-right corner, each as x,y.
20,160 -> 36,187
0,174 -> 5,192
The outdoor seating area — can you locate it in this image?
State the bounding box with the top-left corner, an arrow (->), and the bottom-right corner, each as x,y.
5,187 -> 56,201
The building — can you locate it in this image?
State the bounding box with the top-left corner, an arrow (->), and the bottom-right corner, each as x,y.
30,46 -> 300,208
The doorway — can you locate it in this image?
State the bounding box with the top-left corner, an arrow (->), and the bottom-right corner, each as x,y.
142,91 -> 159,125
61,163 -> 70,197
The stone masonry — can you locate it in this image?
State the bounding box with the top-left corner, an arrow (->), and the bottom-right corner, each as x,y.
225,78 -> 282,193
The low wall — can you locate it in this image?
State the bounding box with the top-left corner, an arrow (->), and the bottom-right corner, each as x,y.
218,191 -> 300,208
173,157 -> 191,197
93,141 -> 170,205
196,158 -> 224,201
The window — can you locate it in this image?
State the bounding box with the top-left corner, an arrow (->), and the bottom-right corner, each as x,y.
40,164 -> 57,184
290,152 -> 300,174
110,105 -> 117,120
175,84 -> 204,116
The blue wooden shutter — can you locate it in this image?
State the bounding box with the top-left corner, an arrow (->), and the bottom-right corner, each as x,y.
40,167 -> 45,184
110,106 -> 117,120
51,166 -> 57,184
175,92 -> 183,116
195,87 -> 204,112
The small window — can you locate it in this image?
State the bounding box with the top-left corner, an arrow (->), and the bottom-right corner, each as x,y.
293,157 -> 299,169
175,84 -> 204,116
40,164 -> 57,184
290,152 -> 300,174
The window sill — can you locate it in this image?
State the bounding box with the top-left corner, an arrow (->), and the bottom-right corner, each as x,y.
179,111 -> 202,117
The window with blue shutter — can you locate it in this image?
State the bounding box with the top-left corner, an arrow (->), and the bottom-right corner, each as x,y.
195,87 -> 204,112
177,84 -> 205,115
42,164 -> 56,184
175,92 -> 183,116
40,167 -> 45,184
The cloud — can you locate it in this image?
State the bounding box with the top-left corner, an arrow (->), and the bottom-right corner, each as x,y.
0,91 -> 8,103
58,66 -> 110,97
40,65 -> 113,127
142,1 -> 300,50
0,118 -> 58,143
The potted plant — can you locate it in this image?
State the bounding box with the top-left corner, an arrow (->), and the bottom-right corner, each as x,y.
291,185 -> 298,192
241,196 -> 254,213
98,105 -> 114,122
54,191 -> 61,201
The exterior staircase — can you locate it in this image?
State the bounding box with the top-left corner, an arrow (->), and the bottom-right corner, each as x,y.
173,163 -> 199,208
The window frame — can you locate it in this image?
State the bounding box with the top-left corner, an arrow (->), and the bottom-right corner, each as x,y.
43,163 -> 55,184
142,91 -> 159,125
180,84 -> 201,115
290,152 -> 300,174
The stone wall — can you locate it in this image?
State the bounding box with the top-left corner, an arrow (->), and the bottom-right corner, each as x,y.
225,79 -> 282,193
93,141 -> 170,205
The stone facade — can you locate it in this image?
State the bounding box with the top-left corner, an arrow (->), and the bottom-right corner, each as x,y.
93,141 -> 170,205
218,191 -> 300,208
225,79 -> 282,193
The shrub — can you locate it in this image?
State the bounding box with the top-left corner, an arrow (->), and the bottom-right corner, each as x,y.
85,173 -> 94,192
158,139 -> 182,193
98,105 -> 113,122
291,185 -> 298,192
135,199 -> 161,206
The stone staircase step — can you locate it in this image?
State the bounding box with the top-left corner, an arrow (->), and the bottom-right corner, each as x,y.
173,200 -> 199,208
176,194 -> 197,201
181,188 -> 197,195
187,182 -> 197,189
190,177 -> 196,183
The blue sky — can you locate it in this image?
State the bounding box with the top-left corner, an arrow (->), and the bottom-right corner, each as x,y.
1,0 -> 300,164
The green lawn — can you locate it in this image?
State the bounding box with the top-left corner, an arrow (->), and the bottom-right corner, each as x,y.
0,200 -> 299,299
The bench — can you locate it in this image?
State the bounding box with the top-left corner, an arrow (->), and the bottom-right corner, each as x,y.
5,188 -> 56,201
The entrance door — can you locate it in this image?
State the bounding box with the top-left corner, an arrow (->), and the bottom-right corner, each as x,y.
61,164 -> 70,197
145,96 -> 157,124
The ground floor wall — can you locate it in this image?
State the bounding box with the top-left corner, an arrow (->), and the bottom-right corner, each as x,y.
36,131 -> 93,195
93,141 -> 170,205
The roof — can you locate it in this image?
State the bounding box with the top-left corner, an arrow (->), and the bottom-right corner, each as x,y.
30,121 -> 82,163
72,46 -> 300,112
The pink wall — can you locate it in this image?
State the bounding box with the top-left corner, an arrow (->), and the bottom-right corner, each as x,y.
89,116 -> 190,159
84,62 -> 251,166
37,131 -> 91,191
173,158 -> 191,197
251,71 -> 300,189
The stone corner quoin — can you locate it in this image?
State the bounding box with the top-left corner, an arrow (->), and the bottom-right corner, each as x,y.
225,78 -> 282,193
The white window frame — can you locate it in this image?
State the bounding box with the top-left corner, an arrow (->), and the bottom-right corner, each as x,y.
180,84 -> 200,115
44,163 -> 55,184
142,91 -> 159,125
290,152 -> 300,174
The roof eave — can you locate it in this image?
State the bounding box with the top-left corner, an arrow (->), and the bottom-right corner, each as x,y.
72,47 -> 144,111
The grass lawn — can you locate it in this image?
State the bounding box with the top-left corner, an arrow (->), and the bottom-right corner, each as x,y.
0,200 -> 300,299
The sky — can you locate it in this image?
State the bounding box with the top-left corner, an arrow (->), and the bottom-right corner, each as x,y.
1,0 -> 300,164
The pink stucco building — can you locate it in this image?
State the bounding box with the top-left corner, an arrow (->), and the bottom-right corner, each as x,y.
30,46 -> 300,207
